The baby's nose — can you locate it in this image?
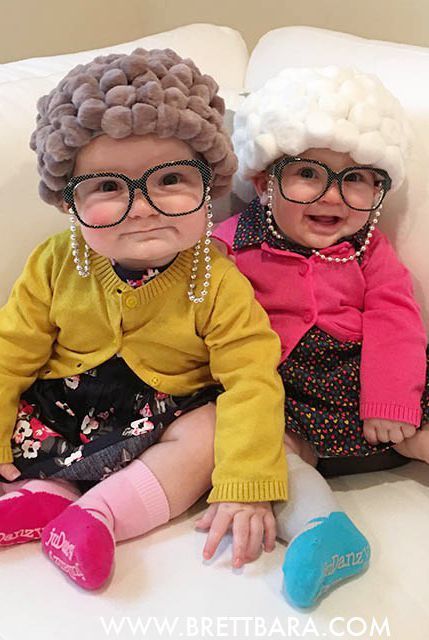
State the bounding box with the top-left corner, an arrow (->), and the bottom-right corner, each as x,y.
320,181 -> 343,204
129,189 -> 158,217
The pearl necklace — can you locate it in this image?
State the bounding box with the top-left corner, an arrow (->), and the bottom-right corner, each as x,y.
265,173 -> 382,263
69,190 -> 214,301
187,189 -> 213,304
69,212 -> 90,277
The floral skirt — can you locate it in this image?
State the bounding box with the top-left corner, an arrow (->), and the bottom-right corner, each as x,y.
279,327 -> 429,458
10,355 -> 220,483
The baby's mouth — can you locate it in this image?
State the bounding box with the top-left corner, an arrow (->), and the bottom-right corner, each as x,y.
307,215 -> 342,226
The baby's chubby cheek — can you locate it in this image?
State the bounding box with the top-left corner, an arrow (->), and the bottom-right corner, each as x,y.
79,227 -> 114,255
75,202 -> 121,227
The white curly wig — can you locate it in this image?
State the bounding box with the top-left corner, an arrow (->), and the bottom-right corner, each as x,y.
233,66 -> 411,191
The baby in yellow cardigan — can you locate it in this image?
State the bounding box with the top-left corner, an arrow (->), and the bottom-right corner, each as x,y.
0,48 -> 286,590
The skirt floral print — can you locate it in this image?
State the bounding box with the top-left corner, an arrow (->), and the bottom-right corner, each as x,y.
11,355 -> 220,483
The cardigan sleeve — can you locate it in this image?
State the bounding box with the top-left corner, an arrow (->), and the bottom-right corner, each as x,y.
360,230 -> 427,425
0,239 -> 58,463
198,261 -> 287,503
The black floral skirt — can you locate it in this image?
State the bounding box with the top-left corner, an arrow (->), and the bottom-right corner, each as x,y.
279,327 -> 429,458
9,355 -> 220,483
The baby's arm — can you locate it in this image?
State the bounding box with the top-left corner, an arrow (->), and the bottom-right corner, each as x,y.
0,240 -> 58,468
360,231 -> 427,444
196,258 -> 287,565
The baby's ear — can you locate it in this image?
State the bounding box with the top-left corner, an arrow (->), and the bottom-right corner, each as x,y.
252,171 -> 269,200
60,200 -> 70,215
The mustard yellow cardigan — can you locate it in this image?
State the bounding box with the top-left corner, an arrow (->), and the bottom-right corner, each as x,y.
0,231 -> 287,502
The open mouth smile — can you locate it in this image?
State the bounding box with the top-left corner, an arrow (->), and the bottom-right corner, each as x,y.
307,215 -> 343,226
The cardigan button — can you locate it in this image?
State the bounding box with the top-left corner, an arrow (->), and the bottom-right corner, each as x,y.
303,311 -> 313,323
125,295 -> 138,309
150,375 -> 160,386
298,263 -> 309,276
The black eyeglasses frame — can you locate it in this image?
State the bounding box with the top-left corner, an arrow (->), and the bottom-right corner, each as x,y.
63,158 -> 213,229
272,156 -> 392,212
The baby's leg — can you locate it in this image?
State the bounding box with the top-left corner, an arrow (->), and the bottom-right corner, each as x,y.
42,403 -> 215,590
392,422 -> 429,463
275,431 -> 370,608
0,478 -> 80,547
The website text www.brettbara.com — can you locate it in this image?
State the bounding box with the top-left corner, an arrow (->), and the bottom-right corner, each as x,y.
99,615 -> 391,638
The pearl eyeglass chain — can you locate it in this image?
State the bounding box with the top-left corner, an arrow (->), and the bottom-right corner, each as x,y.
187,188 -> 213,304
265,172 -> 382,263
70,190 -> 214,299
69,209 -> 90,278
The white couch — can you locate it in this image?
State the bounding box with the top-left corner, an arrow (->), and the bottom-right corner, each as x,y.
1,24 -> 428,640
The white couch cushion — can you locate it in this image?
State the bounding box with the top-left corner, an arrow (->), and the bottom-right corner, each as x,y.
0,24 -> 248,304
245,26 -> 429,329
0,23 -> 248,89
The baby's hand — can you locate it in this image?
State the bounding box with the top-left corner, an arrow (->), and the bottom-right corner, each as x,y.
0,462 -> 21,481
363,418 -> 417,445
195,501 -> 275,568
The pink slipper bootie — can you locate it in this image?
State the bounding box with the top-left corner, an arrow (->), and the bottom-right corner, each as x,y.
41,506 -> 115,590
0,490 -> 72,547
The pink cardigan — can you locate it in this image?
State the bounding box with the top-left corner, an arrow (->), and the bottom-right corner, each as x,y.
215,215 -> 427,426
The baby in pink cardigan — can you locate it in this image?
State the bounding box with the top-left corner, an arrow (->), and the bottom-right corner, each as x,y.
214,67 -> 429,608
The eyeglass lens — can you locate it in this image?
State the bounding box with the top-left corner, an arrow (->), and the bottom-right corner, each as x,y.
72,163 -> 206,226
278,160 -> 386,210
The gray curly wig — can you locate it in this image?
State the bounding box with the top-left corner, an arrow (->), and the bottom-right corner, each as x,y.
30,48 -> 237,206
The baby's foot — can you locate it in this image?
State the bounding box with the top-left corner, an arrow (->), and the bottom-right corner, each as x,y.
282,511 -> 370,608
0,490 -> 72,547
41,506 -> 115,590
394,422 -> 429,463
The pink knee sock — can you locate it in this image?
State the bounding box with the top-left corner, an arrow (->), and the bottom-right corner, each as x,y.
0,478 -> 79,547
42,460 -> 170,590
